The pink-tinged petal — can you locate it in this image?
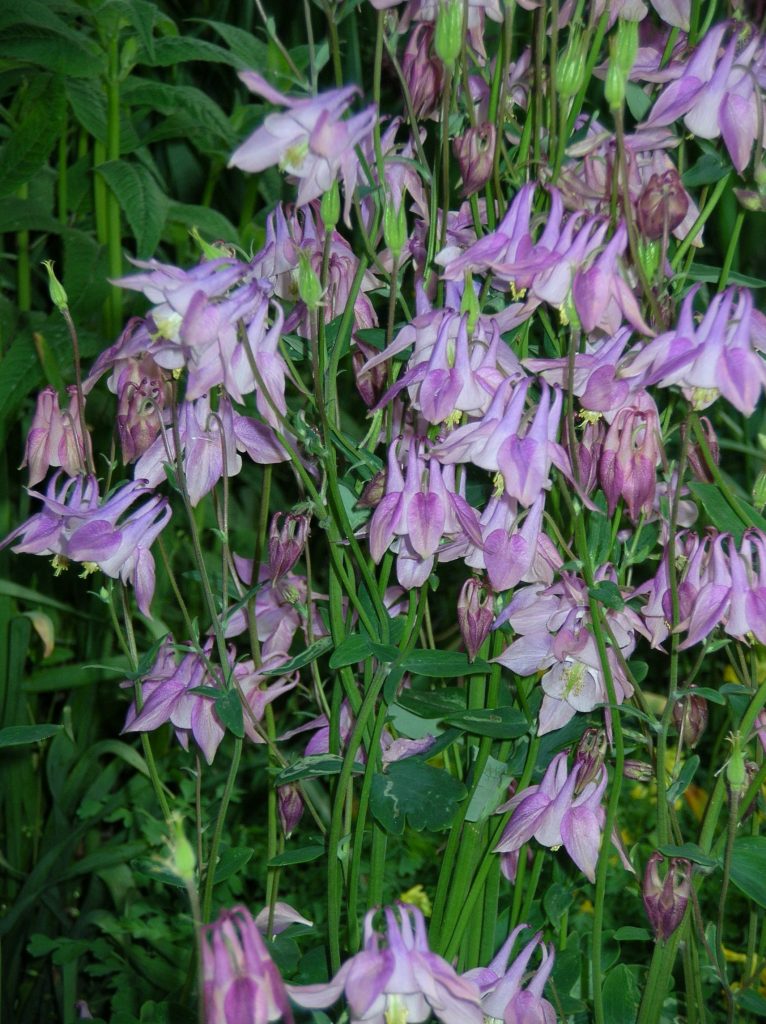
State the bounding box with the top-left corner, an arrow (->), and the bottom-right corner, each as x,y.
678,583 -> 730,649
344,951 -> 394,1017
369,493 -> 403,563
561,805 -> 602,882
420,368 -> 462,423
647,75 -> 705,128
408,492 -> 445,558
650,0 -> 690,29
191,698 -> 226,765
223,977 -> 260,1024
122,679 -> 184,734
254,902 -> 313,936
233,416 -> 289,464
494,791 -> 552,853
131,547 -> 156,616
287,959 -> 353,1010
237,70 -> 294,106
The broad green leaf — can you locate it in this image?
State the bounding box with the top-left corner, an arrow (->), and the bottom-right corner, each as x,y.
96,160 -> 168,258
65,78 -> 141,151
730,836 -> 766,908
329,634 -> 372,669
0,724 -> 61,747
688,480 -> 766,541
0,25 -> 104,77
0,74 -> 66,197
682,152 -> 729,187
666,754 -> 700,803
602,964 -> 640,1024
0,196 -> 60,233
215,690 -> 244,739
63,227 -> 111,314
657,842 -> 717,869
686,264 -> 766,289
444,707 -> 528,739
213,845 -> 253,883
0,578 -> 86,615
370,759 -> 466,834
276,754 -> 365,784
465,755 -> 511,823
613,926 -> 652,941
200,19 -> 270,69
124,81 -> 236,150
268,845 -> 325,867
543,883 -> 574,925
136,35 -> 234,67
395,688 -> 467,719
625,82 -> 651,121
261,637 -> 333,675
736,990 -> 766,1017
670,686 -> 725,706
401,649 -> 490,677
588,580 -> 624,611
23,657 -> 129,692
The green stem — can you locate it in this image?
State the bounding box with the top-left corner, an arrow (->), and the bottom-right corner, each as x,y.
718,209 -> 745,290
105,34 -> 122,337
16,184 -> 30,313
201,738 -> 243,921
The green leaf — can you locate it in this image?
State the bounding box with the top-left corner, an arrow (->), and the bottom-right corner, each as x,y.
394,688 -> 467,719
688,480 -> 766,542
588,580 -> 624,611
666,754 -> 700,803
166,201 -> 238,244
370,759 -> 467,834
0,196 -> 60,233
95,160 -> 168,258
464,755 -> 511,823
602,964 -> 640,1024
0,74 -> 66,197
0,724 -> 61,747
200,19 -> 270,69
612,926 -> 652,941
214,690 -> 244,739
261,637 -> 333,675
275,754 -> 365,785
543,883 -> 574,926
213,845 -> 253,883
729,836 -> 766,909
0,25 -> 104,77
444,707 -> 528,739
401,649 -> 490,677
682,152 -> 729,187
124,81 -> 236,150
268,845 -> 325,867
329,634 -> 372,669
670,686 -> 726,705
625,82 -> 652,121
736,990 -> 766,1017
137,35 -> 234,67
657,842 -> 718,869
686,264 -> 766,289
65,78 -> 140,151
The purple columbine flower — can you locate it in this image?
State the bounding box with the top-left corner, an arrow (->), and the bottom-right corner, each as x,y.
494,749 -> 607,883
287,903 -> 484,1024
229,72 -> 376,222
0,473 -> 170,615
598,390 -> 663,521
201,904 -> 294,1024
463,925 -> 557,1024
22,386 -> 92,486
643,852 -> 692,941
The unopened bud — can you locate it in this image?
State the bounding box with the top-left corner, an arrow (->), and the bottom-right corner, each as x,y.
402,24 -> 443,120
189,227 -> 231,260
434,0 -> 462,69
643,852 -> 691,940
278,784 -> 304,839
42,260 -> 69,312
557,27 -> 586,100
383,189 -> 408,259
460,274 -> 480,332
672,687 -> 708,748
353,338 -> 387,408
453,123 -> 496,197
637,170 -> 690,240
357,469 -> 387,510
613,17 -> 639,74
457,577 -> 494,661
268,512 -> 309,581
726,731 -> 747,798
605,58 -> 626,110
637,238 -> 661,283
682,416 -> 718,484
624,759 -> 654,782
297,250 -> 323,311
170,817 -> 196,882
734,187 -> 766,213
574,727 -> 607,793
320,181 -> 341,231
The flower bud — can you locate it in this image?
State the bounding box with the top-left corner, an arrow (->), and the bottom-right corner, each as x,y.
605,58 -> 626,110
170,816 -> 196,882
353,338 -> 387,408
613,17 -> 639,74
268,512 -> 309,581
574,727 -> 607,793
643,852 -> 691,940
383,188 -> 408,259
402,24 -> 443,120
297,249 -> 323,311
320,181 -> 341,231
460,273 -> 481,332
637,169 -> 690,240
726,731 -> 747,798
672,687 -> 708,747
624,759 -> 654,782
357,469 -> 387,509
557,27 -> 586,100
682,416 -> 718,484
434,0 -> 462,69
42,260 -> 69,312
278,784 -> 304,839
457,576 -> 494,661
453,123 -> 496,197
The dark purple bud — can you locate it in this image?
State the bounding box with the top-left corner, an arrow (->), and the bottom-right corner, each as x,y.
681,416 -> 719,483
402,23 -> 444,119
672,687 -> 708,747
278,783 -> 304,839
574,727 -> 607,794
357,470 -> 387,510
637,169 -> 690,240
353,338 -> 387,409
268,512 -> 309,582
453,124 -> 496,197
457,576 -> 494,662
623,759 -> 654,782
643,852 -> 692,940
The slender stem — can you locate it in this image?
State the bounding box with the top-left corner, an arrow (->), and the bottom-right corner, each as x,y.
200,738 -> 243,921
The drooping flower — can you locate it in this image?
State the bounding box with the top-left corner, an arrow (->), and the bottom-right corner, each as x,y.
229,72 -> 376,221
463,925 -> 557,1024
287,903 -> 484,1024
22,386 -> 92,486
643,852 -> 692,940
201,904 -> 294,1024
598,389 -> 663,520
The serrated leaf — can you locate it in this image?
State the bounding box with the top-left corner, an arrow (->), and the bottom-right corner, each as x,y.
200,19 -> 270,69
0,74 -> 66,197
401,649 -> 490,677
268,845 -> 325,867
0,196 -> 60,233
95,160 -> 167,257
444,707 -> 528,739
214,689 -> 244,739
166,200 -> 238,244
0,25 -> 104,78
0,724 -> 61,747
124,81 -> 236,149
137,35 -> 234,68
370,759 -> 466,834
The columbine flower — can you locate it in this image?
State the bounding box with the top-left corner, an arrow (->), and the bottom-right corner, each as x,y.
463,925 -> 557,1024
229,72 -> 376,221
643,852 -> 692,940
598,390 -> 663,520
201,904 -> 294,1024
22,386 -> 92,485
494,749 -> 607,883
287,903 -> 484,1024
